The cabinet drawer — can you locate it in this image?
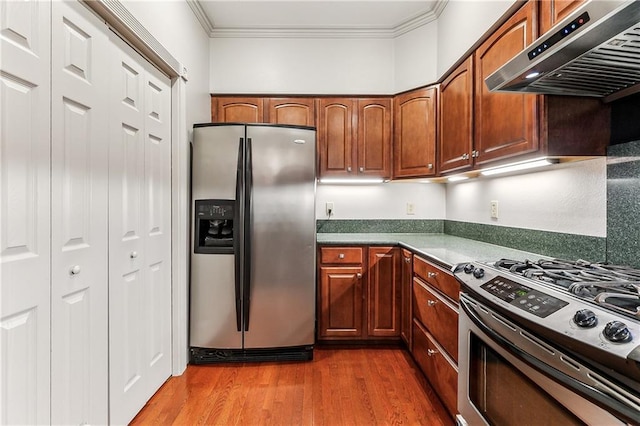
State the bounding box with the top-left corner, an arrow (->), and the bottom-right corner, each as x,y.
414,256 -> 460,302
320,246 -> 363,264
412,319 -> 458,419
413,277 -> 458,362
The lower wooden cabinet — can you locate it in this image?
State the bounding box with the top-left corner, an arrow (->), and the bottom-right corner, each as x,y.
318,245 -> 401,341
400,249 -> 413,348
412,320 -> 458,417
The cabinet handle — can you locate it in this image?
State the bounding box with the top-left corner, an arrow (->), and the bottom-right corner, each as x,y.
462,153 -> 469,160
427,271 -> 437,278
427,349 -> 438,356
404,257 -> 411,263
359,166 -> 364,173
427,163 -> 433,169
472,150 -> 479,158
69,265 -> 81,275
356,273 -> 362,278
427,299 -> 437,307
130,251 -> 138,259
347,166 -> 352,172
338,253 -> 345,259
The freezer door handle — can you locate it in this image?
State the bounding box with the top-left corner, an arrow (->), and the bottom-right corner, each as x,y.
234,138 -> 244,332
243,137 -> 253,331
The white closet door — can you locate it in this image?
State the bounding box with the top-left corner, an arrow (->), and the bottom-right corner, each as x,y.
0,1 -> 51,424
50,1 -> 109,424
108,34 -> 172,425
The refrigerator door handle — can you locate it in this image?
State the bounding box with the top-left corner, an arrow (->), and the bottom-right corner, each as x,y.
234,138 -> 244,332
243,138 -> 253,331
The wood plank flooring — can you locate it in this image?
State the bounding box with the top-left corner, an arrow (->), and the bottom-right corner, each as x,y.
130,347 -> 453,425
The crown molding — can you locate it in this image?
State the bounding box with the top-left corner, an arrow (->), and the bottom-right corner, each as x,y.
190,0 -> 449,39
187,0 -> 214,34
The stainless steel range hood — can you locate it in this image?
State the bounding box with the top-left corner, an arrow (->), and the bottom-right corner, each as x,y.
486,0 -> 640,102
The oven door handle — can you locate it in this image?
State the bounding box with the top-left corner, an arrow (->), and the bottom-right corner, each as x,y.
460,295 -> 640,425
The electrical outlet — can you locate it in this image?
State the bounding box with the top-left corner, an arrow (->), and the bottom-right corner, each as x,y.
490,200 -> 499,219
406,202 -> 416,215
326,201 -> 334,217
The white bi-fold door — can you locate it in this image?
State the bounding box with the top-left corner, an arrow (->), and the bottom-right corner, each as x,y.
0,1 -> 52,424
108,31 -> 173,426
50,2 -> 110,424
1,1 -> 173,424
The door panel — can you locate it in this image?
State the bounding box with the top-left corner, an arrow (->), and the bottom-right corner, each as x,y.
109,33 -> 172,425
50,3 -> 110,423
243,125 -> 316,349
0,0 -> 51,423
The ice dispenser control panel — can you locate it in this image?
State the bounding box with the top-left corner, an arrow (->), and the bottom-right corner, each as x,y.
194,199 -> 235,254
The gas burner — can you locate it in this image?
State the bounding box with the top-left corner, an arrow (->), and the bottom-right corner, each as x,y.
492,258 -> 640,319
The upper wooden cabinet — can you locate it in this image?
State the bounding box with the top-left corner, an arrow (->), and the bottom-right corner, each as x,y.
439,56 -> 474,174
393,86 -> 437,178
211,97 -> 264,123
474,1 -> 538,167
540,0 -> 585,34
265,98 -> 316,126
318,98 -> 392,179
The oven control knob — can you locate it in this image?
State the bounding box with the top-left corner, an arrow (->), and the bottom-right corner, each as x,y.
473,267 -> 485,279
603,321 -> 632,343
463,263 -> 475,274
573,309 -> 597,328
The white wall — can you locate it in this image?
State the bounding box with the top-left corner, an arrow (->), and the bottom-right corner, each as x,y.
210,37 -> 394,94
393,21 -> 438,93
316,182 -> 446,220
436,0 -> 517,77
445,158 -> 607,237
121,0 -> 211,128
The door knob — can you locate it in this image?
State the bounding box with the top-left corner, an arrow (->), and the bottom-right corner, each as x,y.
70,265 -> 81,275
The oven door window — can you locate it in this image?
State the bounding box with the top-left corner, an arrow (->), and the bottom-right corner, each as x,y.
469,333 -> 586,426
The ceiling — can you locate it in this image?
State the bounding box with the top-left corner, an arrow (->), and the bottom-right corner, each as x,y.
190,1 -> 448,38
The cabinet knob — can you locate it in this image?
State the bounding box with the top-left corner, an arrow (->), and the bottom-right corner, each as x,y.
427,299 -> 437,307
356,273 -> 362,278
359,167 -> 364,173
404,257 -> 411,263
130,251 -> 138,259
338,253 -> 345,259
462,153 -> 469,160
427,163 -> 433,169
427,349 -> 438,357
347,166 -> 352,172
427,271 -> 437,279
69,265 -> 81,275
472,150 -> 479,158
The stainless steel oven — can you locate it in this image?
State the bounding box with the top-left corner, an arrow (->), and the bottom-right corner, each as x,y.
453,259 -> 640,426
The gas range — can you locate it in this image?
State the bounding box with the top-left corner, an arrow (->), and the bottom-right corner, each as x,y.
453,258 -> 640,386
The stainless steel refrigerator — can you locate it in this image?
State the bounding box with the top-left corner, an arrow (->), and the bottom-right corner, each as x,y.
189,123 -> 316,363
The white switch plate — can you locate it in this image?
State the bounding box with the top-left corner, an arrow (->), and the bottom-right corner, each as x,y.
326,201 -> 334,217
490,200 -> 499,219
406,202 -> 416,215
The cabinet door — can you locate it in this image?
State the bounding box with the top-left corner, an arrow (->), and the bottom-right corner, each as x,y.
266,97 -> 315,126
0,1 -> 51,423
318,266 -> 363,339
318,98 -> 356,177
367,247 -> 401,338
212,96 -> 264,123
439,56 -> 474,174
357,98 -> 392,178
393,87 -> 437,178
540,0 -> 585,34
474,1 -> 538,166
400,250 -> 413,348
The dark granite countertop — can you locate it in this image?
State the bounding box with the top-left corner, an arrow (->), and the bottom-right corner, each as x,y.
317,233 -> 548,270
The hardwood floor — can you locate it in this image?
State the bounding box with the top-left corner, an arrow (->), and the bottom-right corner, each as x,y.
130,347 -> 453,425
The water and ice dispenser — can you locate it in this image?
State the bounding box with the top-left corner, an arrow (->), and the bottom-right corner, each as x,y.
194,199 -> 235,254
